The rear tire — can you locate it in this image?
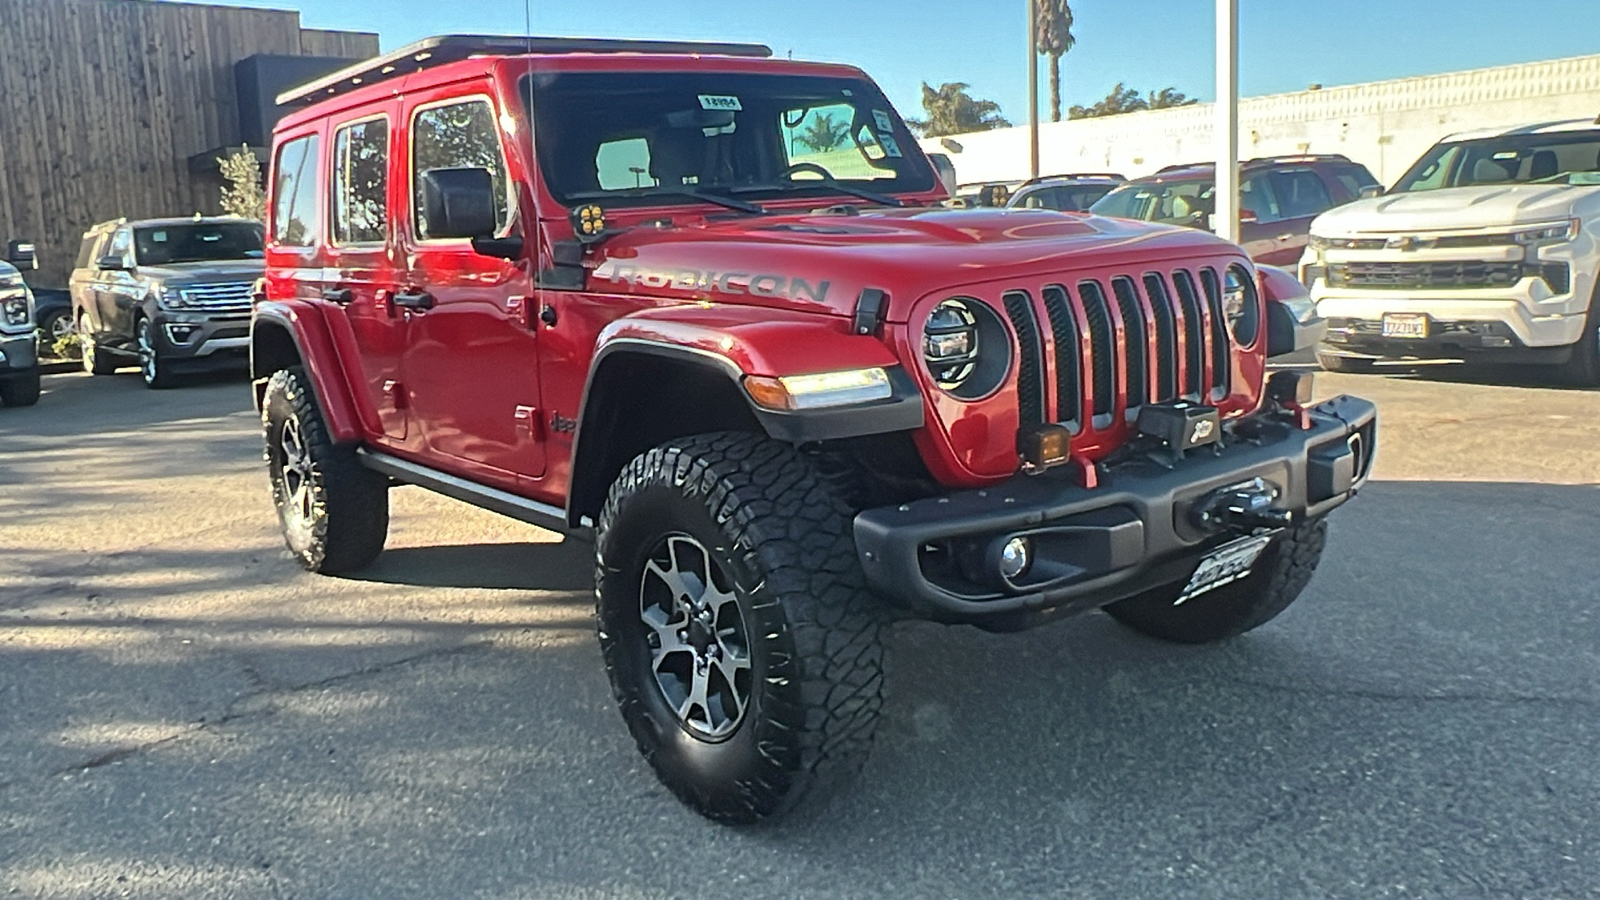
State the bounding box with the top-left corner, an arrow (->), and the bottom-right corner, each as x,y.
262,366 -> 388,574
1105,518 -> 1328,644
595,432 -> 886,824
1317,352 -> 1376,374
38,309 -> 72,355
0,370 -> 41,407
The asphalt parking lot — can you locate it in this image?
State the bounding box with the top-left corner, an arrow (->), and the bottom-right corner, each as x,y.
2,366 -> 1598,899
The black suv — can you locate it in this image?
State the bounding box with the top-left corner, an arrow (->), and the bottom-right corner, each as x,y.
70,217 -> 264,388
1006,172 -> 1126,211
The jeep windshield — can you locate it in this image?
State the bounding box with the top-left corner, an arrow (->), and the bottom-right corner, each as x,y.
1391,130 -> 1600,192
134,223 -> 264,266
526,71 -> 936,209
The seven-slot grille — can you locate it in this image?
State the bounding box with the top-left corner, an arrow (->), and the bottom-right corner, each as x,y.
178,282 -> 254,312
1000,267 -> 1232,433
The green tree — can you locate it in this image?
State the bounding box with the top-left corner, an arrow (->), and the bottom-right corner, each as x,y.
1034,0 -> 1076,123
1069,83 -> 1198,119
796,112 -> 850,152
905,82 -> 1011,138
217,146 -> 266,221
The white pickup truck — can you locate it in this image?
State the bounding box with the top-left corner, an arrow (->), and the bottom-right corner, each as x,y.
1299,119 -> 1600,384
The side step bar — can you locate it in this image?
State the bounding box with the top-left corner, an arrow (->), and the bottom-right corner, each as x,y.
356,449 -> 578,537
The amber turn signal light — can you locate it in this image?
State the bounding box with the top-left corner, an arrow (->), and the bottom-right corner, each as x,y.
1019,423 -> 1073,470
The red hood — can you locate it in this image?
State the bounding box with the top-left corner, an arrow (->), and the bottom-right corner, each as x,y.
580,208 -> 1247,323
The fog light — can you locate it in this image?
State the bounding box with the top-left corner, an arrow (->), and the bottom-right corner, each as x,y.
998,536 -> 1032,581
1019,423 -> 1072,470
165,324 -> 199,343
1266,370 -> 1314,406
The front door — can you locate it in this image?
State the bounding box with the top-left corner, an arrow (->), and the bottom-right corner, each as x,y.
323,109 -> 409,443
95,227 -> 138,350
399,91 -> 544,483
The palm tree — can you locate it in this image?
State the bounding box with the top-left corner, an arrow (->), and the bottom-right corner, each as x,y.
906,83 -> 1011,137
1034,0 -> 1076,123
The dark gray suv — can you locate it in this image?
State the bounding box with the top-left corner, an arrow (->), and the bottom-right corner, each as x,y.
70,217 -> 264,388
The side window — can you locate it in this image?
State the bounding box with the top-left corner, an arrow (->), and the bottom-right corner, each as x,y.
106,229 -> 132,266
412,98 -> 510,240
1239,174 -> 1282,222
1270,169 -> 1334,219
332,118 -> 389,245
1332,165 -> 1378,199
75,234 -> 103,269
272,134 -> 322,247
596,137 -> 656,191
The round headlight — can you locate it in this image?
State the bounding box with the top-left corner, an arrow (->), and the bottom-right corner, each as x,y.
1222,265 -> 1260,347
922,298 -> 1011,399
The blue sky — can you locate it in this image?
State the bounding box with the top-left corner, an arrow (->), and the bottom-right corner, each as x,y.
198,0 -> 1600,121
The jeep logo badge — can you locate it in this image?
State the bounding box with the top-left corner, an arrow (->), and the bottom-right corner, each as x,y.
1190,419 -> 1216,443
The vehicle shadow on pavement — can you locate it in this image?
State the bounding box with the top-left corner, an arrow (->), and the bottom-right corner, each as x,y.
342,539 -> 594,592
1359,361 -> 1598,392
2,481 -> 1598,899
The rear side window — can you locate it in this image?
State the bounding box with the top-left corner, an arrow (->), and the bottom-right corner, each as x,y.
1332,165 -> 1379,198
411,98 -> 510,240
1239,174 -> 1282,222
75,233 -> 105,269
1269,169 -> 1333,219
273,134 -> 322,247
332,118 -> 389,245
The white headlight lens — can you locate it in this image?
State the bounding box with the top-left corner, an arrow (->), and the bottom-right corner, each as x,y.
1513,219 -> 1579,245
925,299 -> 981,388
2,296 -> 29,326
1223,265 -> 1261,346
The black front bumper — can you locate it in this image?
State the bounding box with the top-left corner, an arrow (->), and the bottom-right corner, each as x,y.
0,332 -> 38,373
854,395 -> 1377,627
151,311 -> 251,367
1322,318 -> 1572,364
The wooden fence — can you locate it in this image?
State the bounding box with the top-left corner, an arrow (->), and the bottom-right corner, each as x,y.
0,0 -> 377,287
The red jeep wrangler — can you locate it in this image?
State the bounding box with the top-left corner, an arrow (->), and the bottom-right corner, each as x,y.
252,35 -> 1376,823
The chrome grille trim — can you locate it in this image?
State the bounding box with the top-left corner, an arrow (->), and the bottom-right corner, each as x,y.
178,282 -> 255,312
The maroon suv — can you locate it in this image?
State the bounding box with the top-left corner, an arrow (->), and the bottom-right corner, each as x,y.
1090,155 -> 1379,266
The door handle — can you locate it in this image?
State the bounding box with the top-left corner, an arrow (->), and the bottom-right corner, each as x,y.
322,288 -> 354,304
393,290 -> 435,310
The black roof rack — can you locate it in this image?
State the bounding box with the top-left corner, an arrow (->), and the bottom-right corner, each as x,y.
277,34 -> 774,106
1152,153 -> 1353,176
1021,172 -> 1127,186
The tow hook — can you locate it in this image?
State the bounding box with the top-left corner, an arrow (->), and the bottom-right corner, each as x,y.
1194,477 -> 1294,532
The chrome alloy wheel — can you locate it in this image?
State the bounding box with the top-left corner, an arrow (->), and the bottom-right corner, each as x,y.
137,319 -> 158,385
275,413 -> 317,548
639,533 -> 753,740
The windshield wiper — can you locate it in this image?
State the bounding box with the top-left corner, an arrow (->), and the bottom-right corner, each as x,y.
734,179 -> 906,208
569,186 -> 768,215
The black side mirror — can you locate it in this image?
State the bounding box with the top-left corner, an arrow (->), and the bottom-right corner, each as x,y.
1359,184 -> 1385,199
420,168 -> 499,240
6,240 -> 36,270
96,255 -> 129,272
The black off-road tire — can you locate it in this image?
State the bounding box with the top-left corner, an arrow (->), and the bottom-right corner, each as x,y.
262,366 -> 388,574
1317,352 -> 1376,374
595,432 -> 886,824
1105,518 -> 1328,644
80,325 -> 120,375
0,370 -> 41,407
1558,285 -> 1600,387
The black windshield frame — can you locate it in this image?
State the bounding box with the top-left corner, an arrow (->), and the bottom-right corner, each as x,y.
522,71 -> 936,209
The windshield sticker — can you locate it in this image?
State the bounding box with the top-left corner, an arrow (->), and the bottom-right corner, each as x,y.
1491,151 -> 1519,159
151,231 -> 168,242
879,135 -> 903,158
698,94 -> 742,112
872,109 -> 894,133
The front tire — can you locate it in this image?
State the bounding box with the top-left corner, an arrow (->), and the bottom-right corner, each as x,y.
1105,518 -> 1328,644
80,325 -> 120,375
0,370 -> 41,407
262,366 -> 389,574
596,433 -> 886,824
137,317 -> 178,389
1558,286 -> 1600,387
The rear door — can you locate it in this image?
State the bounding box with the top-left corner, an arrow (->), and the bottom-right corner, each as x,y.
324,108 -> 409,443
399,88 -> 543,484
95,227 -> 138,348
1261,167 -> 1336,264
69,231 -> 107,334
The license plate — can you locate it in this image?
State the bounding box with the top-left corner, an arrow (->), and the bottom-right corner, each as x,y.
1176,534 -> 1276,605
1381,313 -> 1429,339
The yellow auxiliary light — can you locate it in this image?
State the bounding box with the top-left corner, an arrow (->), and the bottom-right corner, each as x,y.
570,203 -> 606,243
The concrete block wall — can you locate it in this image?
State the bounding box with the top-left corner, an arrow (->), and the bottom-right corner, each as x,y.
920,54 -> 1600,188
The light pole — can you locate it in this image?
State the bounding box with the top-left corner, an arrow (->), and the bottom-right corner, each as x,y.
1214,0 -> 1240,242
1028,0 -> 1040,180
